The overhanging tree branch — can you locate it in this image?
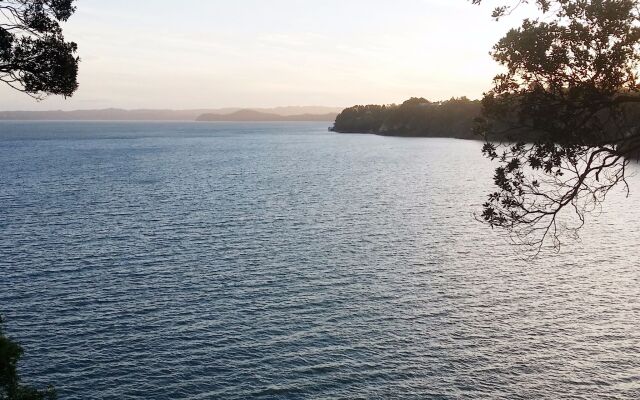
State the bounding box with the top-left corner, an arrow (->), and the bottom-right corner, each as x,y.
472,0 -> 640,253
0,0 -> 79,99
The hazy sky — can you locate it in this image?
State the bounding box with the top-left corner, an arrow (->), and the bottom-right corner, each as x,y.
0,0 -> 523,111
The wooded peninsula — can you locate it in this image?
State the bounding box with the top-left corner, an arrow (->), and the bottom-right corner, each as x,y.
331,97 -> 481,139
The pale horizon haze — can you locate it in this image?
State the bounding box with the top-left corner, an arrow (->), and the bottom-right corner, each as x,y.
0,0 -> 525,111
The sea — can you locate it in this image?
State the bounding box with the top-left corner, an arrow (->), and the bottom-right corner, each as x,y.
1,121 -> 639,399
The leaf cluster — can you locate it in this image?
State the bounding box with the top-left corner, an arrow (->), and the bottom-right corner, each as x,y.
0,0 -> 79,98
474,0 -> 640,252
0,316 -> 56,400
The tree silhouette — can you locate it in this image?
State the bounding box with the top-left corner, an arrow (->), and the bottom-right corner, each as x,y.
472,0 -> 640,252
332,97 -> 481,138
0,0 -> 79,99
1,2 -> 78,397
0,316 -> 56,400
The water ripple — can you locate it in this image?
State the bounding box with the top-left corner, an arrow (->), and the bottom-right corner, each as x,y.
1,122 -> 639,399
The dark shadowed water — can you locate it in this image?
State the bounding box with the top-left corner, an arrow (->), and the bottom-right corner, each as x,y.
1,121 -> 639,399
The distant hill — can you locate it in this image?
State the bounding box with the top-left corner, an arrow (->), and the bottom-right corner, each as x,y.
196,109 -> 337,122
0,106 -> 342,121
0,108 -> 209,121
259,106 -> 342,116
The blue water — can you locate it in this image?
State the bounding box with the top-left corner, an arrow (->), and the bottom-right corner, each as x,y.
1,121 -> 639,399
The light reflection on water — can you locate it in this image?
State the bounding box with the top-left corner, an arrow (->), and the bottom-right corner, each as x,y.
1,122 -> 639,399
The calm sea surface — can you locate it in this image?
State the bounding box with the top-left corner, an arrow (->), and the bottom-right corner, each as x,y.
1,121 -> 639,399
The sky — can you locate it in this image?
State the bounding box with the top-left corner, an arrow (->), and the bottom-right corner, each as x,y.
0,0 -> 524,111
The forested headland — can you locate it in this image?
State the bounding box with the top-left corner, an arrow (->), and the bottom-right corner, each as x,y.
332,96 -> 640,149
331,97 -> 482,139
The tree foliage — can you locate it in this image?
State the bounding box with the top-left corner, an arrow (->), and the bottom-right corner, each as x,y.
0,0 -> 79,99
332,97 -> 481,138
472,0 -> 640,252
471,0 -> 554,19
0,317 -> 56,400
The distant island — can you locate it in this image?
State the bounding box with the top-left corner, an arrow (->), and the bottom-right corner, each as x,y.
0,106 -> 342,121
331,97 -> 482,139
196,109 -> 337,122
